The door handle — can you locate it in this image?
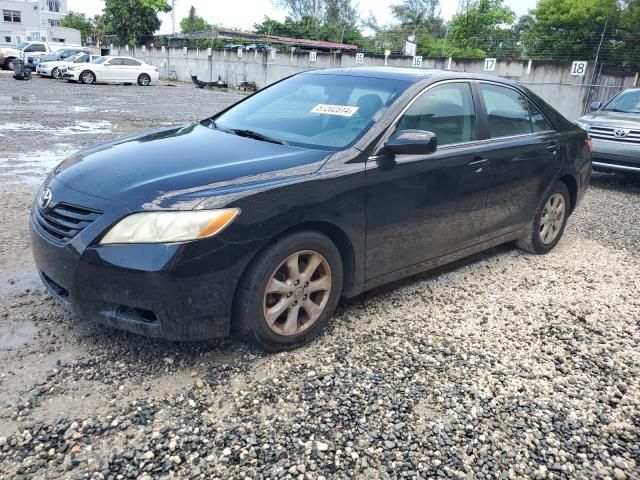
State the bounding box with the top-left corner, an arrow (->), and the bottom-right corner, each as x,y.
547,144 -> 561,154
467,158 -> 489,167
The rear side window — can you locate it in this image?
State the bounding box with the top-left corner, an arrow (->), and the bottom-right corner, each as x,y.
529,102 -> 553,132
122,58 -> 141,66
479,84 -> 532,138
396,82 -> 477,146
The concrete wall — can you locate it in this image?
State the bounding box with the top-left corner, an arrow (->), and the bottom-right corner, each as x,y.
124,47 -> 639,120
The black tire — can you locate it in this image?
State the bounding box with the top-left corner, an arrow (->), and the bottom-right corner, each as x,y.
5,58 -> 16,71
80,70 -> 95,84
235,231 -> 343,351
51,67 -> 61,79
516,181 -> 571,254
137,73 -> 151,86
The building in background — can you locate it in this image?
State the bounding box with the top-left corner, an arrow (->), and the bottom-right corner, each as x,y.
0,0 -> 80,46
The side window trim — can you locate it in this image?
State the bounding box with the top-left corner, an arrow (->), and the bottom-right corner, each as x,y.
478,81 -> 533,139
374,80 -> 478,155
527,100 -> 555,133
476,81 -> 558,139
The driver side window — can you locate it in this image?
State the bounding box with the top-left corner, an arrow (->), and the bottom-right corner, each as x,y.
396,83 -> 477,146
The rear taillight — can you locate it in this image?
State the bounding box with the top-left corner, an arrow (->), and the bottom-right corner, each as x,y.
585,137 -> 592,153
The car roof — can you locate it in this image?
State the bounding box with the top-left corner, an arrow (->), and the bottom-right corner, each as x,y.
306,66 -> 520,86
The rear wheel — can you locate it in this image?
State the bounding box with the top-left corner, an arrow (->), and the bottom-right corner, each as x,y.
137,73 -> 151,86
516,181 -> 570,254
80,70 -> 95,84
51,67 -> 61,79
235,231 -> 343,351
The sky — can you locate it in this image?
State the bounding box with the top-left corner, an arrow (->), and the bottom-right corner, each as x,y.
67,0 -> 539,35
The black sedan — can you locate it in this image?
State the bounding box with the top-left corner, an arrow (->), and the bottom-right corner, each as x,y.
30,67 -> 592,350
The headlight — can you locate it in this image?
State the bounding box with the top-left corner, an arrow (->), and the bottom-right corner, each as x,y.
68,66 -> 81,71
100,208 -> 240,245
575,121 -> 589,131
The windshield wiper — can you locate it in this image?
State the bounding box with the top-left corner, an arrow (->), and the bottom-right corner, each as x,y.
231,129 -> 288,145
603,108 -> 629,113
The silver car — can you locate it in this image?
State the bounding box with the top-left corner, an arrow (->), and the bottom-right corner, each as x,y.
577,88 -> 640,174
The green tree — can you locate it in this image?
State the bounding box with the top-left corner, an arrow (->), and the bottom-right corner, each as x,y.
104,0 -> 171,45
180,6 -> 211,33
254,15 -> 372,49
616,0 -> 640,69
390,0 -> 445,38
418,36 -> 485,57
61,11 -> 93,44
521,0 -> 618,60
447,0 -> 517,56
92,14 -> 107,45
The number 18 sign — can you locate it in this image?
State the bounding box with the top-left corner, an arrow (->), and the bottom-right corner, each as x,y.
571,61 -> 587,76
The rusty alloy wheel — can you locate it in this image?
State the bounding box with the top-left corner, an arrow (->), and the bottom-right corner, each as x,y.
263,250 -> 332,336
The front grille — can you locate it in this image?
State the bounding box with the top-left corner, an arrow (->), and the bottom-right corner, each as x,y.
35,203 -> 101,243
589,126 -> 640,144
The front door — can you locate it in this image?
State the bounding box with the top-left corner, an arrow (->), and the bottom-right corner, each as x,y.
365,82 -> 491,280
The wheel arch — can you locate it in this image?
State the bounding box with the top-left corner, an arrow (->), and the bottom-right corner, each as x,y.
230,221 -> 358,326
558,174 -> 578,214
80,69 -> 95,82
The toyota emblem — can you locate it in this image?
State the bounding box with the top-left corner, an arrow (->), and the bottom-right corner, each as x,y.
613,128 -> 629,138
39,188 -> 53,210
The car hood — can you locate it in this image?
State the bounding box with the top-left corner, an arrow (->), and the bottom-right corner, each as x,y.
53,123 -> 332,211
579,111 -> 640,128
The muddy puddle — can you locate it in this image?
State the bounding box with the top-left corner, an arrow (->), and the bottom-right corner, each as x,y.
0,149 -> 76,185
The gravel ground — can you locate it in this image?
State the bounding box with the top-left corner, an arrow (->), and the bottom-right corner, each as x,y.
0,71 -> 639,479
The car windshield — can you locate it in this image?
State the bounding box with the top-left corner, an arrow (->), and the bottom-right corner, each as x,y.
603,90 -> 640,114
210,73 -> 411,150
64,54 -> 83,63
91,56 -> 107,64
16,42 -> 27,50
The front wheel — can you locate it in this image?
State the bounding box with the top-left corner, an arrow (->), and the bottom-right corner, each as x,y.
516,181 -> 570,254
51,67 -> 61,79
235,231 -> 343,351
80,70 -> 95,84
5,58 -> 16,71
137,73 -> 151,86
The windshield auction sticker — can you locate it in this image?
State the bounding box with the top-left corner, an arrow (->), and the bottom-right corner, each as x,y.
311,104 -> 359,117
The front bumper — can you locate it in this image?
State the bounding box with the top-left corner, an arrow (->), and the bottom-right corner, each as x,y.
30,179 -> 260,341
36,66 -> 53,76
591,138 -> 640,173
63,71 -> 81,81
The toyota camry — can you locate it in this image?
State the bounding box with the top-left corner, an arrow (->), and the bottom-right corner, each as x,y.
31,67 -> 592,351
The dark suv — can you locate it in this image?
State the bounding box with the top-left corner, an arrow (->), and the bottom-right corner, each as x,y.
31,68 -> 592,350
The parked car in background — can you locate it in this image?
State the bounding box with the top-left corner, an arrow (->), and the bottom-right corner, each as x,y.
31,68 -> 591,350
28,47 -> 90,69
63,56 -> 159,86
37,53 -> 99,79
576,88 -> 640,174
0,41 -> 51,70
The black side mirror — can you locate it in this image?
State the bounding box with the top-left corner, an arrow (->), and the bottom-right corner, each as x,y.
589,101 -> 602,112
385,129 -> 437,155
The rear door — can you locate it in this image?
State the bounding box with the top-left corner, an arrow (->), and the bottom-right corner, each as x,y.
365,81 -> 493,280
121,58 -> 143,82
475,82 -> 562,237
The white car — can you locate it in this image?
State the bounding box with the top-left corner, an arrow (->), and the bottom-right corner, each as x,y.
36,53 -> 99,79
64,56 -> 160,86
